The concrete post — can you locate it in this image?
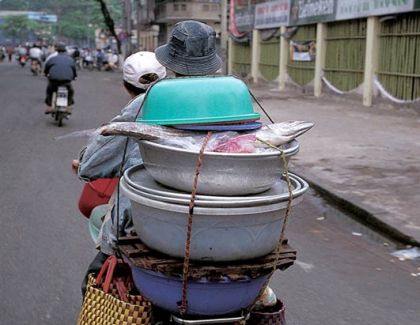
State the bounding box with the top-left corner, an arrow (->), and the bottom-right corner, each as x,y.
228,37 -> 234,75
278,26 -> 289,91
220,0 -> 228,74
251,29 -> 261,83
314,23 -> 327,97
363,16 -> 380,107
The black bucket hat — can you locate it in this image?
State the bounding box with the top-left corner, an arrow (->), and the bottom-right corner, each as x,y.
155,20 -> 222,76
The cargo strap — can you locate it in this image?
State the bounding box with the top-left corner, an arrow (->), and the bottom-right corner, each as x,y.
179,131 -> 213,315
247,138 -> 294,313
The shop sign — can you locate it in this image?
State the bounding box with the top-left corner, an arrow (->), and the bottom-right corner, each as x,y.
336,0 -> 414,20
235,7 -> 256,32
255,0 -> 290,29
28,12 -> 58,23
289,0 -> 335,25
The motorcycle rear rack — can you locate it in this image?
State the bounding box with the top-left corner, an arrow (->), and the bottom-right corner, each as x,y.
170,313 -> 249,324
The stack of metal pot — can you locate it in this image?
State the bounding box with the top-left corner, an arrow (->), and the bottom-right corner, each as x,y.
119,76 -> 309,317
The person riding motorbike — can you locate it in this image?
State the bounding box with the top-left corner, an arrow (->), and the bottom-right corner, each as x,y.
44,43 -> 77,114
74,20 -> 222,296
29,44 -> 43,74
16,45 -> 28,66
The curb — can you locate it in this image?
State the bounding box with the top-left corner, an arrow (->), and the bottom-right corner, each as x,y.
292,171 -> 420,248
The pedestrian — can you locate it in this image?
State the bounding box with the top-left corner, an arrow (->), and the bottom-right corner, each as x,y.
6,45 -> 14,62
75,20 -> 222,296
0,45 -> 5,62
95,49 -> 105,70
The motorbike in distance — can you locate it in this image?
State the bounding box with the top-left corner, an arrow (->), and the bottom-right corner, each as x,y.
17,54 -> 28,67
50,86 -> 71,127
30,58 -> 42,76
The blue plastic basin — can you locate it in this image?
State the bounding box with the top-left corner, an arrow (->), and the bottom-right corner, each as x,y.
129,264 -> 269,316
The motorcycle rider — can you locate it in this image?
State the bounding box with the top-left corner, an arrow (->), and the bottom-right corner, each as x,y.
74,20 -> 221,296
16,44 -> 28,65
44,43 -> 77,114
29,43 -> 43,73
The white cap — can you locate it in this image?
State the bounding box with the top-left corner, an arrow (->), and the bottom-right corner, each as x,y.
123,51 -> 166,90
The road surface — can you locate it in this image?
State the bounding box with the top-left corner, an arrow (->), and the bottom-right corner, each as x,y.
0,61 -> 418,325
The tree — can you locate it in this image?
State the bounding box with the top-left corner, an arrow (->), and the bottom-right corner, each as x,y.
0,0 -> 29,10
0,0 -> 123,49
93,0 -> 122,53
0,15 -> 43,43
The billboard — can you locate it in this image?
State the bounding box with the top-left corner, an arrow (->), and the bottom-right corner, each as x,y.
255,0 -> 290,29
28,12 -> 58,23
336,0 -> 414,20
289,0 -> 336,25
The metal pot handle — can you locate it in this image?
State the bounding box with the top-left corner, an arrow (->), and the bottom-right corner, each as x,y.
170,313 -> 250,325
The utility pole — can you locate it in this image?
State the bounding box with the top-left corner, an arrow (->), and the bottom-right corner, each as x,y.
123,0 -> 133,57
220,0 -> 228,74
136,0 -> 142,50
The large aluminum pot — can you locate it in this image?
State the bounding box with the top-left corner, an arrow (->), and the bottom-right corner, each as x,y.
137,139 -> 299,196
121,176 -> 308,261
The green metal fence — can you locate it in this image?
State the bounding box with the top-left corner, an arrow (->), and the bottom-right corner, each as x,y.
259,36 -> 280,81
287,24 -> 316,86
324,19 -> 366,91
232,41 -> 252,77
378,12 -> 420,100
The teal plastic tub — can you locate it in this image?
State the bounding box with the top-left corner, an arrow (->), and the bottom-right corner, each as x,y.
137,76 -> 260,125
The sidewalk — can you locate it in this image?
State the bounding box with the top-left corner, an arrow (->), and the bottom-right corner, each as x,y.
250,84 -> 420,246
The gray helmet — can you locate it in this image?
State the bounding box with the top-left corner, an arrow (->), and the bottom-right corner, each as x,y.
56,43 -> 66,52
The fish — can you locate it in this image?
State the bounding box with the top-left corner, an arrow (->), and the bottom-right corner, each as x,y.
100,122 -> 197,140
213,121 -> 314,153
213,134 -> 256,153
101,120 -> 314,153
255,121 -> 315,147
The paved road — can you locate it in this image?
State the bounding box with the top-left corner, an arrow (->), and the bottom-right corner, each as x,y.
0,61 -> 418,325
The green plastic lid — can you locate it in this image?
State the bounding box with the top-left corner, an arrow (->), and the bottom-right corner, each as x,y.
137,76 -> 260,125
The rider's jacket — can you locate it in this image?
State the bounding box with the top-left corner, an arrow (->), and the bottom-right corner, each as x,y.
44,53 -> 77,81
29,47 -> 43,60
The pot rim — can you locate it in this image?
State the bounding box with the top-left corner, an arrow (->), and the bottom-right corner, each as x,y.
121,174 -> 308,214
124,164 -> 302,203
139,139 -> 300,158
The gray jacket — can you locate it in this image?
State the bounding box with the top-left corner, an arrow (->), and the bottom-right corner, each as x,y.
44,53 -> 77,81
78,94 -> 144,254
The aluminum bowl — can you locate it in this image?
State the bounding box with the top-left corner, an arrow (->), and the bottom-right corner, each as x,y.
121,177 -> 308,261
124,164 -> 302,203
128,263 -> 269,316
137,139 -> 299,196
121,173 -> 306,208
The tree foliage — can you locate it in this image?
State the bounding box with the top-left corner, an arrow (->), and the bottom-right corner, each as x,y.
0,0 -> 122,46
1,15 -> 43,42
